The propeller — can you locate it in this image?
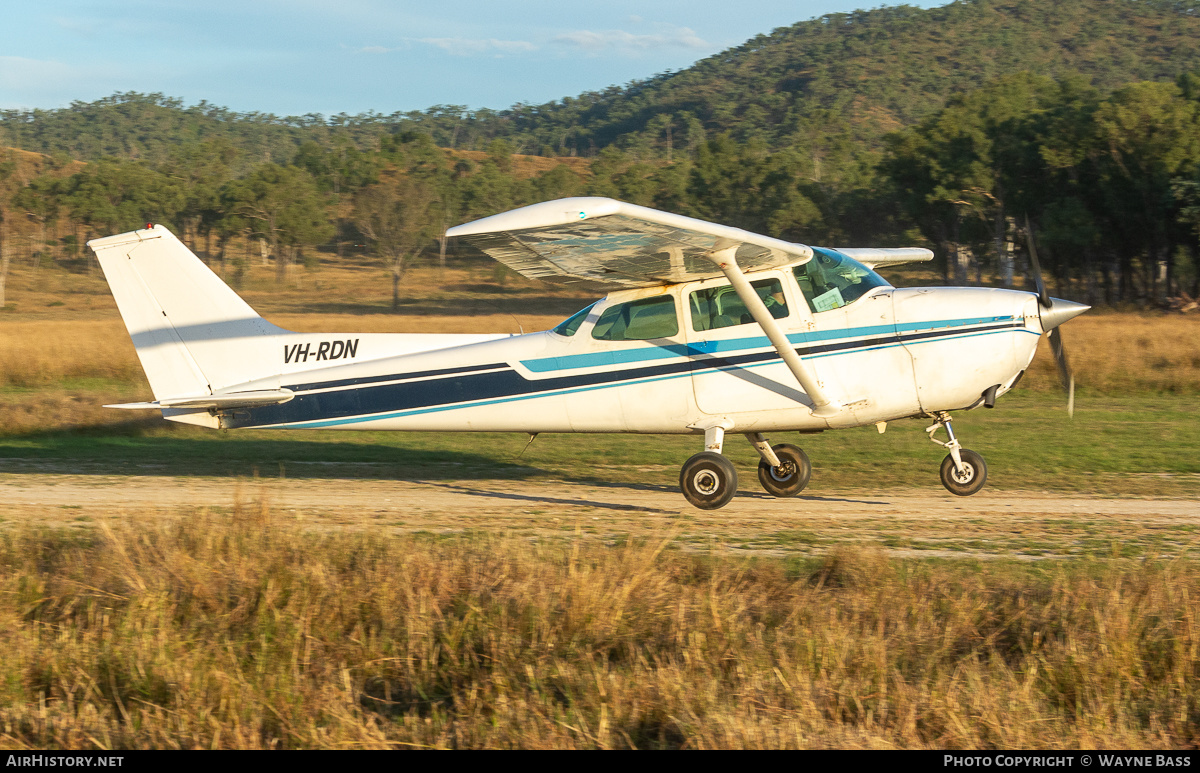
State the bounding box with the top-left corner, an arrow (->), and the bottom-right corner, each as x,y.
1024,216 -> 1082,418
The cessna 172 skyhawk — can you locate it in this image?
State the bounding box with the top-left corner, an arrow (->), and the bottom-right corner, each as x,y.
88,197 -> 1088,509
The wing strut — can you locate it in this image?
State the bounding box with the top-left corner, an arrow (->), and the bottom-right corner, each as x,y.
707,247 -> 840,419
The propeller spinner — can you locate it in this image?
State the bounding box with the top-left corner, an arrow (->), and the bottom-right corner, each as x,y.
1024,216 -> 1090,417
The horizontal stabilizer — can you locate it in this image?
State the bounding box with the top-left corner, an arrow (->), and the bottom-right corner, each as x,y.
105,389 -> 295,411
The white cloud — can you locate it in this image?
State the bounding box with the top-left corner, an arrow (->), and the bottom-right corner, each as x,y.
0,55 -> 145,110
0,56 -> 83,92
415,37 -> 537,56
551,25 -> 709,55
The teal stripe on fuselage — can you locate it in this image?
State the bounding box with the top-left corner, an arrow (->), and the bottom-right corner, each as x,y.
521,315 -> 1017,373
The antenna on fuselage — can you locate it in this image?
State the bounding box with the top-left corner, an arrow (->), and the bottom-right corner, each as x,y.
516,432 -> 539,460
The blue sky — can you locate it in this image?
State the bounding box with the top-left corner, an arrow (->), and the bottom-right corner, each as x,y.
0,1 -> 944,117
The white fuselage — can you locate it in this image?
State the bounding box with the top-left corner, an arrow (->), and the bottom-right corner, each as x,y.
200,269 -> 1045,438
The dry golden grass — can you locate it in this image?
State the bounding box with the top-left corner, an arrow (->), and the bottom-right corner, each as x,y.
2,507 -> 1199,749
1025,313 -> 1200,394
0,320 -> 144,389
3,312 -> 1197,395
0,389 -> 159,437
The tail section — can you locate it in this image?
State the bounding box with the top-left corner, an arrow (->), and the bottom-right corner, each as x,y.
88,226 -> 287,400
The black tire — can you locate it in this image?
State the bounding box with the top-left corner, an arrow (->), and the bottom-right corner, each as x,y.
680,452 -> 738,510
939,449 -> 988,496
757,443 -> 812,497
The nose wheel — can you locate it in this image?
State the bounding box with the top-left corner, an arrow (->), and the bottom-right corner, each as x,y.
928,413 -> 988,496
939,448 -> 987,496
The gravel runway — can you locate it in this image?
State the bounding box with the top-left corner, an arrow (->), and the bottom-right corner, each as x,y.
2,464 -> 1196,559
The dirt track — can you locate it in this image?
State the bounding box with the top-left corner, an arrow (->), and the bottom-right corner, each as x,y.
2,467 -> 1196,559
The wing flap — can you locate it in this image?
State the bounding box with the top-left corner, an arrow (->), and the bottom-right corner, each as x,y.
448,197 -> 812,289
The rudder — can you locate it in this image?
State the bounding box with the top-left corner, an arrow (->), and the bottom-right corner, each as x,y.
89,225 -> 287,400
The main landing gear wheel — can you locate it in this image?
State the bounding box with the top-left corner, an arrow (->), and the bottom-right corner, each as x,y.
940,449 -> 987,496
757,443 -> 811,498
680,452 -> 738,510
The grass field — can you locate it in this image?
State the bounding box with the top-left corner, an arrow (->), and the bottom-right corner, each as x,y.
2,260 -> 1199,749
2,514 -> 1199,749
1,394 -> 1198,498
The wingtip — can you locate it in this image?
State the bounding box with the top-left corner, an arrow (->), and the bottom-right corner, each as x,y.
447,197 -> 622,237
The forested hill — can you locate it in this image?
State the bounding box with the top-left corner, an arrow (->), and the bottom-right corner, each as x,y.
520,0 -> 1200,154
3,0 -> 1200,165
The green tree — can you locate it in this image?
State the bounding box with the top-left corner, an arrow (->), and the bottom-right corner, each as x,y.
293,138 -> 381,193
11,172 -> 61,269
222,164 -> 333,282
881,73 -> 1059,285
159,138 -> 239,259
532,164 -> 585,201
353,170 -> 439,310
293,138 -> 382,259
689,135 -> 822,239
60,159 -> 184,245
1089,81 -> 1200,301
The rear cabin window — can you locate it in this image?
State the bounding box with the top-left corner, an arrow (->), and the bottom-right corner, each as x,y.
793,249 -> 889,313
591,295 -> 679,341
689,278 -> 788,332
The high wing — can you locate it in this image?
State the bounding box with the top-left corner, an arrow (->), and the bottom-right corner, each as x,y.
446,197 -> 813,290
835,247 -> 934,270
450,197 -> 851,418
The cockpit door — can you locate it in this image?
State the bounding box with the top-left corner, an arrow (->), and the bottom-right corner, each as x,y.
788,250 -> 921,422
685,271 -> 830,416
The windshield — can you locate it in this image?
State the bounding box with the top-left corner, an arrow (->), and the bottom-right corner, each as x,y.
552,303 -> 596,337
793,248 -> 889,313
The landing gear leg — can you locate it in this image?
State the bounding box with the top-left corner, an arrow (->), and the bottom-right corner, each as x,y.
680,424 -> 738,510
747,433 -> 812,497
927,412 -> 987,496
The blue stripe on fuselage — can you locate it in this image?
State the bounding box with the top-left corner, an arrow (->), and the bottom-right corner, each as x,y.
519,315 -> 1016,373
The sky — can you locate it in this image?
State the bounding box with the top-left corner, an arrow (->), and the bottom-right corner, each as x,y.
0,1 -> 945,117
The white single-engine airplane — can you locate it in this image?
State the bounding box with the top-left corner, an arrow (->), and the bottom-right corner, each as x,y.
88,197 -> 1088,509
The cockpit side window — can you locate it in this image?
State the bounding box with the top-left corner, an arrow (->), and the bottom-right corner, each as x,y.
591,295 -> 679,341
689,278 -> 788,332
552,302 -> 596,337
793,249 -> 889,313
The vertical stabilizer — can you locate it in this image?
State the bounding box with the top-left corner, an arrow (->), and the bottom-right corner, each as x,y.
88,226 -> 287,399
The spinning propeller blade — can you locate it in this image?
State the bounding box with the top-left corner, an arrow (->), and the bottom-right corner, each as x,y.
1024,215 -> 1052,309
1024,216 -> 1080,418
1049,327 -> 1074,417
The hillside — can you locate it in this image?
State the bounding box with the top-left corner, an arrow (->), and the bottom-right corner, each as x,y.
2,0 -> 1199,166
493,0 -> 1200,154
